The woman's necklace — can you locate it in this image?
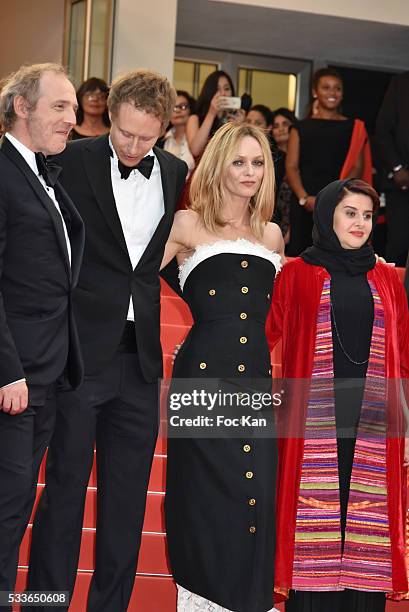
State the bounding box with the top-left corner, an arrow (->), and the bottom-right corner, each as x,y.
330,301 -> 369,365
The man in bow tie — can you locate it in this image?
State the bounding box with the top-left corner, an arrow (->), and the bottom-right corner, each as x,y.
0,63 -> 84,608
27,69 -> 187,611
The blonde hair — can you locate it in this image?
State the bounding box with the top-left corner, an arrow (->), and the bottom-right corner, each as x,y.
189,122 -> 275,239
108,69 -> 175,133
0,63 -> 68,130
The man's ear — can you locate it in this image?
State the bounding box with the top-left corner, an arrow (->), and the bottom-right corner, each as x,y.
13,95 -> 30,120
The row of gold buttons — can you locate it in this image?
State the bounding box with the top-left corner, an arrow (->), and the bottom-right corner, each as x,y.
205,264 -> 250,372
239,265 -> 249,373
199,362 -> 246,371
208,286 -> 249,296
243,443 -> 256,530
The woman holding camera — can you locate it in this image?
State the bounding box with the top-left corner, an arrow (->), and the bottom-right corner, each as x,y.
186,70 -> 245,159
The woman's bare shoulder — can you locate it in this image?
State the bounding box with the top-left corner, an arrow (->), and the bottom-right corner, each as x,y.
262,222 -> 284,253
173,209 -> 201,229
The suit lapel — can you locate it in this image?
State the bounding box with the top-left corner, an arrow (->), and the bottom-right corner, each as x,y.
55,184 -> 85,287
135,147 -> 177,269
0,136 -> 72,278
82,135 -> 129,257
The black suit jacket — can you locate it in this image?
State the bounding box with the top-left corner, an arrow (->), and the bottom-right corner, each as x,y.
55,134 -> 187,383
0,136 -> 84,389
376,71 -> 409,173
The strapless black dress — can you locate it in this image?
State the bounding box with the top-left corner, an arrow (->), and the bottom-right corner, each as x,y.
165,240 -> 280,612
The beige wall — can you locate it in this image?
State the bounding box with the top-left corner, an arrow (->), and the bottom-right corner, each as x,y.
111,0 -> 178,80
0,0 -> 65,79
211,0 -> 409,26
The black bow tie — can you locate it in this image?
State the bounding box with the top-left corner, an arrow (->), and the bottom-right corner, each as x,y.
35,152 -> 62,188
117,156 -> 154,180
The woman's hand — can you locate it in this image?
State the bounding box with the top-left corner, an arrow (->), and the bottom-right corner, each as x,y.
304,196 -> 316,212
208,92 -> 222,117
172,343 -> 183,364
374,254 -> 394,265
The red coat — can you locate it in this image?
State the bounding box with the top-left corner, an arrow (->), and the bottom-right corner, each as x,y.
266,258 -> 409,601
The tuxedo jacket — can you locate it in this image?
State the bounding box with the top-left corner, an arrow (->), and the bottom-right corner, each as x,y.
0,136 -> 85,389
55,134 -> 187,383
376,71 -> 409,171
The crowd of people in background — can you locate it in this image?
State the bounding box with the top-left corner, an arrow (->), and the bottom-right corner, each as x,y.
3,65 -> 405,265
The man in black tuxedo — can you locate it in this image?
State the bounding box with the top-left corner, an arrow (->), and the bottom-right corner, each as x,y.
376,71 -> 409,266
27,69 -> 187,611
0,63 -> 84,605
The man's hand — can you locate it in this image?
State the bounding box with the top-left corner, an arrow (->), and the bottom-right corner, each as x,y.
0,380 -> 28,415
393,168 -> 409,190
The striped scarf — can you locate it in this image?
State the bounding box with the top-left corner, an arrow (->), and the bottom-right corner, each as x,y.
292,278 -> 391,592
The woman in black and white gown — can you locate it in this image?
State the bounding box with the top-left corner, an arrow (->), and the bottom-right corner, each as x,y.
160,122 -> 284,612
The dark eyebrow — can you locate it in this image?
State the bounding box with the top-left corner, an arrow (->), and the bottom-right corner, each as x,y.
343,205 -> 373,213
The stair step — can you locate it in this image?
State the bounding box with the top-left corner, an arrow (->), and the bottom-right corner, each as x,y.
37,450 -> 167,491
160,323 -> 189,355
160,294 -> 192,326
30,486 -> 166,532
15,568 -> 176,612
19,527 -> 170,575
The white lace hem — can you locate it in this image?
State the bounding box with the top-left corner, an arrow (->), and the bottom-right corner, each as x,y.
178,238 -> 282,290
177,585 -> 234,611
176,585 -> 280,612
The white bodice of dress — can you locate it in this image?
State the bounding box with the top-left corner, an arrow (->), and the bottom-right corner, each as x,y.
178,238 -> 282,291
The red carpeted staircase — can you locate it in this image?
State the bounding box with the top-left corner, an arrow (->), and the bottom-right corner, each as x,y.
16,273 -> 409,611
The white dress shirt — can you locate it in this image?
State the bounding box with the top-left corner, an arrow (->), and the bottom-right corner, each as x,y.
3,133 -> 72,388
110,140 -> 165,321
5,133 -> 71,265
